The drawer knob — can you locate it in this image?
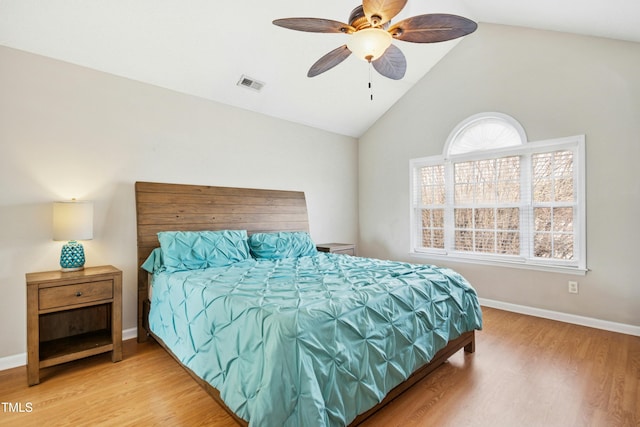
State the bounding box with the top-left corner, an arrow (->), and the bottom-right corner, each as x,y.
75,291 -> 83,297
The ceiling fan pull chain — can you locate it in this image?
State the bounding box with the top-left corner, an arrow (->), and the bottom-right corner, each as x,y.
368,61 -> 374,101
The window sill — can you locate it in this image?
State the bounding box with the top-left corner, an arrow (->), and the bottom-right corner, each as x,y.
409,251 -> 588,276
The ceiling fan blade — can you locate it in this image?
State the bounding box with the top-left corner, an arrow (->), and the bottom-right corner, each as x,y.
372,44 -> 406,80
389,14 -> 477,43
308,45 -> 352,77
273,18 -> 355,34
362,0 -> 408,26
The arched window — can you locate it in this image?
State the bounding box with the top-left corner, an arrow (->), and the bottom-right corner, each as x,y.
444,112 -> 526,156
410,113 -> 586,274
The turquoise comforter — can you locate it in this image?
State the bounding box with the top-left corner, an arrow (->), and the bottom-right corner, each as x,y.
149,253 -> 482,426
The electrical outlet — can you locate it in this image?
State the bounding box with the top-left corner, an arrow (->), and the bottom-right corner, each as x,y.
568,281 -> 579,294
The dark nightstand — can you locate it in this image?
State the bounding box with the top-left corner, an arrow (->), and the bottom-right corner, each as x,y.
26,265 -> 122,385
316,243 -> 356,256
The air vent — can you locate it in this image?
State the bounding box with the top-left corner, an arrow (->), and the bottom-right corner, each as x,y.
237,75 -> 265,92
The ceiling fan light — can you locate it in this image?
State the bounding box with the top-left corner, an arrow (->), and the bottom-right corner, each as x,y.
347,28 -> 392,62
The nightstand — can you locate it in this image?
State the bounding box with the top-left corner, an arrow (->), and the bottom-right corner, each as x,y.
26,265 -> 122,385
316,243 -> 356,256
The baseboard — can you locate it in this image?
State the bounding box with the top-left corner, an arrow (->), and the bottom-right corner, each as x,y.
479,298 -> 640,337
122,328 -> 138,341
0,353 -> 27,372
0,327 -> 138,372
122,327 -> 138,341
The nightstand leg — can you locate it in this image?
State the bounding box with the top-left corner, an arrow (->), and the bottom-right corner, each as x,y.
111,273 -> 123,362
27,362 -> 39,386
26,285 -> 39,385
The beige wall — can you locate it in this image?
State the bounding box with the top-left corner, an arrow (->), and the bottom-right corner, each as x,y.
0,46 -> 358,359
359,23 -> 640,326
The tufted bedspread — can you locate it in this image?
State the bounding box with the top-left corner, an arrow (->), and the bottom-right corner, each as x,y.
149,252 -> 482,426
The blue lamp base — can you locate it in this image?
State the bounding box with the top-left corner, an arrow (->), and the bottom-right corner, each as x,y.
60,240 -> 86,271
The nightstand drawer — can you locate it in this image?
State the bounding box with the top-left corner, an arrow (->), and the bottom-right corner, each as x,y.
39,280 -> 113,310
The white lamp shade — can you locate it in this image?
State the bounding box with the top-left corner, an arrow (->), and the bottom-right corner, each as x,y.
347,28 -> 393,61
53,201 -> 94,241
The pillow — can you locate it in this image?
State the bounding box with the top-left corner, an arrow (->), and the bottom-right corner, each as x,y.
158,230 -> 250,272
141,247 -> 164,274
248,231 -> 317,259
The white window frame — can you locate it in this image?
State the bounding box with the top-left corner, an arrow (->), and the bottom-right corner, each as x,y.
409,116 -> 587,275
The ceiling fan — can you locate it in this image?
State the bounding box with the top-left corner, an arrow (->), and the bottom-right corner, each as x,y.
273,0 -> 477,80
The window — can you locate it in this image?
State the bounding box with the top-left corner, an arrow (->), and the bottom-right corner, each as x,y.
410,113 -> 586,274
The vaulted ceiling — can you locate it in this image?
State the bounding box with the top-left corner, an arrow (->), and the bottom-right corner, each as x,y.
1,0 -> 639,137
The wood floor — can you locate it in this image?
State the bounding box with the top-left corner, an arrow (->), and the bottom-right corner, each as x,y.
1,307 -> 638,427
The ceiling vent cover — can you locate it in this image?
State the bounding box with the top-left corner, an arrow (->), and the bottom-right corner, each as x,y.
237,75 -> 265,92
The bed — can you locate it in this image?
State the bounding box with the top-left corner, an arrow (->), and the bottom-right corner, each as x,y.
135,181 -> 482,426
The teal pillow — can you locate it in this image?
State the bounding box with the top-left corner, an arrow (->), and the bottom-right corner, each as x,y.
248,231 -> 317,259
141,248 -> 164,274
158,230 -> 250,272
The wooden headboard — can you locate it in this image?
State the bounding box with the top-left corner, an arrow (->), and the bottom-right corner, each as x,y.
134,181 -> 310,341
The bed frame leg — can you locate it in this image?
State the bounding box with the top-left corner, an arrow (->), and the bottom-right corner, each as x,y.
137,298 -> 151,343
464,331 -> 476,353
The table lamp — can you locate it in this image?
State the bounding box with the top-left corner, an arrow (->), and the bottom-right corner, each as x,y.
53,200 -> 93,271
